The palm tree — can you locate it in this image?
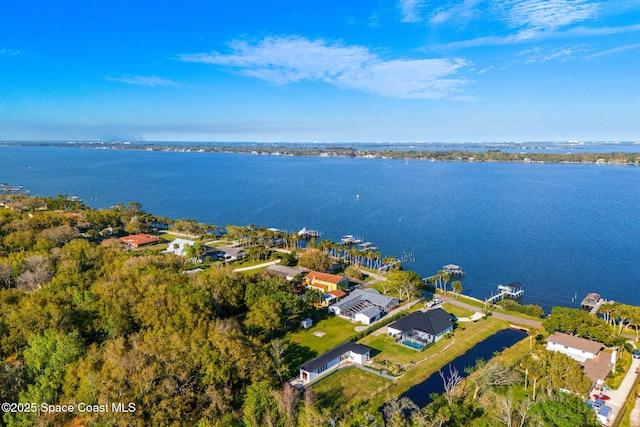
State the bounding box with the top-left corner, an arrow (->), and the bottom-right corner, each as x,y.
451,280 -> 463,298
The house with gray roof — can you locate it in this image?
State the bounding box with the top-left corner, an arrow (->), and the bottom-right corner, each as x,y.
201,246 -> 247,262
266,264 -> 309,281
387,308 -> 454,350
328,288 -> 399,325
299,342 -> 371,384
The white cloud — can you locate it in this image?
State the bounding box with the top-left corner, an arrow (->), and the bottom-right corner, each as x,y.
399,0 -> 426,23
503,0 -> 596,33
180,36 -> 472,99
107,75 -> 178,87
429,0 -> 483,25
586,42 -> 640,58
520,45 -> 589,63
478,66 -> 495,74
0,48 -> 20,56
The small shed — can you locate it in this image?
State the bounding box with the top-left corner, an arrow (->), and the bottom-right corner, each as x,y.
300,318 -> 313,329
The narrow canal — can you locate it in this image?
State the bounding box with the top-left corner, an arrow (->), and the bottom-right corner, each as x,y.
401,328 -> 527,407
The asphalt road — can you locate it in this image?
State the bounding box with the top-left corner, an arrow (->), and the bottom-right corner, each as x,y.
437,293 -> 543,329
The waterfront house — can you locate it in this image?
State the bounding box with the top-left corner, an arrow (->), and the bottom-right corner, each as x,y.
546,332 -> 612,385
164,238 -> 195,257
201,246 -> 247,262
304,271 -> 349,293
387,308 -> 454,350
120,234 -> 160,248
299,342 -> 371,384
546,332 -> 603,363
266,265 -> 309,281
328,289 -> 399,325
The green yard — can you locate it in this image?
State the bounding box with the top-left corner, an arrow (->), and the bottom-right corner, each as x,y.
283,314 -> 359,370
441,303 -> 475,319
310,367 -> 390,413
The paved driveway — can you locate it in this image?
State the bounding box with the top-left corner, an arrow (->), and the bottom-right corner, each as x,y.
603,357 -> 640,426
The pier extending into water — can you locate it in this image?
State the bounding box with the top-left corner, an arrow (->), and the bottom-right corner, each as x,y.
581,292 -> 615,315
484,283 -> 524,306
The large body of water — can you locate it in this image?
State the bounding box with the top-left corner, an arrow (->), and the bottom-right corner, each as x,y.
2,145 -> 639,312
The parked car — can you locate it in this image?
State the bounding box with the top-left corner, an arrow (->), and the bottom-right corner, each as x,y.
633,349 -> 640,359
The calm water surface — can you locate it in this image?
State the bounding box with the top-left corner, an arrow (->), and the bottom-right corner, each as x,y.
400,328 -> 527,407
1,145 -> 639,311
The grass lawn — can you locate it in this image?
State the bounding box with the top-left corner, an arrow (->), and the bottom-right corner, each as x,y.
283,314 -> 358,370
360,334 -> 425,365
607,350 -> 632,390
311,367 -> 390,413
442,303 -> 475,319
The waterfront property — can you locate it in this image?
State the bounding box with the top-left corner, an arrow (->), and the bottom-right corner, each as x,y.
164,238 -> 196,257
484,283 -> 525,305
386,308 -> 454,350
546,332 -> 613,385
305,271 -> 349,293
266,264 -> 309,280
328,289 -> 400,325
120,234 -> 160,248
202,246 -> 246,262
546,332 -> 603,363
299,342 -> 371,385
581,292 -> 614,315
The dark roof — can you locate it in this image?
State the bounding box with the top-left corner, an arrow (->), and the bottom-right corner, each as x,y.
387,308 -> 454,336
300,342 -> 371,372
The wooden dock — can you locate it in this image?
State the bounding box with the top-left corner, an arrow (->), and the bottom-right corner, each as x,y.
484,283 -> 524,306
443,264 -> 466,276
581,293 -> 614,315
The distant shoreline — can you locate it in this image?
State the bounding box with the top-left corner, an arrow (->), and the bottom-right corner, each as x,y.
2,141 -> 640,165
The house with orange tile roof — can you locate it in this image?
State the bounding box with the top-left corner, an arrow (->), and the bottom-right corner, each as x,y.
120,234 -> 161,248
304,271 -> 349,293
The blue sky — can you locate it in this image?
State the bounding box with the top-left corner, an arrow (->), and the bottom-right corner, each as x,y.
1,0 -> 639,142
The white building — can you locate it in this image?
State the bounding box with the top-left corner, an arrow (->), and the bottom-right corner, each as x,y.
546,332 -> 603,363
299,342 -> 371,384
164,238 -> 196,257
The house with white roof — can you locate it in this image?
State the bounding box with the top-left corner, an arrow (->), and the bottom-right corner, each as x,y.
164,238 -> 195,257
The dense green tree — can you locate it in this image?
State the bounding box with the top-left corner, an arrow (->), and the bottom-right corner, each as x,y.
542,307 -> 614,345
194,267 -> 247,317
242,381 -> 283,427
386,270 -> 422,301
528,395 -> 599,427
297,249 -> 332,272
345,266 -> 364,281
